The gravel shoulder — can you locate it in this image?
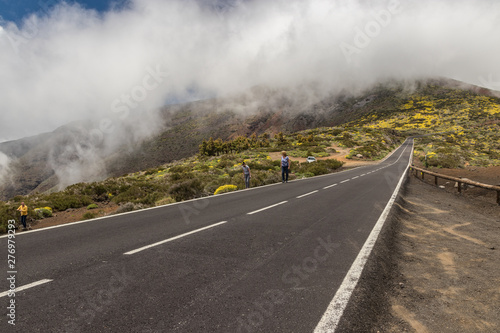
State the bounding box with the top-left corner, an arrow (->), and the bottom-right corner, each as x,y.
337,169 -> 500,333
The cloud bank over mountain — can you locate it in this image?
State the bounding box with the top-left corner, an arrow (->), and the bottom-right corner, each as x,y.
1,0 -> 499,142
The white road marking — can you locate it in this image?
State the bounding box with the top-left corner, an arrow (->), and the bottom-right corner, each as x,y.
296,190 -> 319,199
323,184 -> 338,189
340,179 -> 350,183
314,140 -> 413,333
360,174 -> 366,177
351,176 -> 359,180
0,279 -> 53,298
124,221 -> 228,255
247,201 -> 288,215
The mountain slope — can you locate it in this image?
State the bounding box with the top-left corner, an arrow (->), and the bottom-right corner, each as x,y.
1,78 -> 498,200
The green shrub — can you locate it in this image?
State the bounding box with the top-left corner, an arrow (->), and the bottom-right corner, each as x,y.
247,160 -> 275,171
43,193 -> 93,211
169,165 -> 192,173
138,192 -> 164,205
0,204 -> 18,228
425,153 -> 464,168
289,150 -> 309,158
113,203 -> 136,214
217,159 -> 234,169
111,181 -> 168,205
299,172 -> 315,178
34,207 -> 53,219
169,179 -> 204,201
195,163 -> 210,172
87,204 -> 99,210
169,172 -> 195,181
204,181 -> 225,195
261,172 -> 282,185
82,212 -> 97,220
144,167 -> 165,176
331,128 -> 343,136
297,159 -> 344,176
155,196 -> 175,206
90,184 -> 108,196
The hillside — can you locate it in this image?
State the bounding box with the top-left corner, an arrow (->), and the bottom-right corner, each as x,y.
2,78 -> 498,201
0,88 -> 356,200
1,78 -> 500,232
348,81 -> 500,167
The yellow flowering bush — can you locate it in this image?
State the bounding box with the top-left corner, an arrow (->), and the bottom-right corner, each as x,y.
214,185 -> 238,195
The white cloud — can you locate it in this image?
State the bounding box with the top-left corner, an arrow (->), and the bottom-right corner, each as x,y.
0,151 -> 12,188
0,0 -> 499,142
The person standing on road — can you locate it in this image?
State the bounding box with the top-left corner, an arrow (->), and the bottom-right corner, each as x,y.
17,202 -> 28,230
281,151 -> 290,183
242,161 -> 251,188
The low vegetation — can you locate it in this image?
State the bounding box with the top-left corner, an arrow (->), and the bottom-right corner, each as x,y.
2,84 -> 499,233
350,86 -> 500,168
0,129 -> 356,232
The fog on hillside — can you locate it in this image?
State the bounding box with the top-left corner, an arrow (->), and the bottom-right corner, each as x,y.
0,0 -> 499,193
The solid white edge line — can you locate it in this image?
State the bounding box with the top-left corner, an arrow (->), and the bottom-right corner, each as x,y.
0,168 -> 363,239
247,201 -> 288,215
323,184 -> 338,189
296,190 -> 319,199
0,141 -> 410,239
124,221 -> 228,255
313,140 -> 413,333
0,279 -> 53,298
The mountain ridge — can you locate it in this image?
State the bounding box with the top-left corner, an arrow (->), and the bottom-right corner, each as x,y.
0,77 -> 498,200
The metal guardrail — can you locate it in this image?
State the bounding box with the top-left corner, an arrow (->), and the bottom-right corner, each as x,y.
410,166 -> 500,205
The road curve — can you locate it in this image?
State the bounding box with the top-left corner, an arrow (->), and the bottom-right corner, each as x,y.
1,139 -> 413,332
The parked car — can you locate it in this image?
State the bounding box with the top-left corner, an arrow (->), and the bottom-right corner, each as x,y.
306,156 -> 316,163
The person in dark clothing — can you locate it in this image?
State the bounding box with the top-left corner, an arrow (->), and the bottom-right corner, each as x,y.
242,162 -> 251,188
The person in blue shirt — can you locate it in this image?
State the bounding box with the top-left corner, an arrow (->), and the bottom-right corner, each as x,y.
281,151 -> 290,183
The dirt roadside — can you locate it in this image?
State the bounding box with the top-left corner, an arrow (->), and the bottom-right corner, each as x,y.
27,202 -> 119,230
337,170 -> 500,333
268,144 -> 379,167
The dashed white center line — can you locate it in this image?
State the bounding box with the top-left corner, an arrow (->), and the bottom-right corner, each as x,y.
323,184 -> 338,189
247,201 -> 288,215
296,190 -> 318,199
0,279 -> 53,298
124,221 -> 228,255
340,179 -> 350,183
360,174 -> 366,177
351,176 -> 359,180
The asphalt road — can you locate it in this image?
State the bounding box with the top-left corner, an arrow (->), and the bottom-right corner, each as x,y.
1,139 -> 413,333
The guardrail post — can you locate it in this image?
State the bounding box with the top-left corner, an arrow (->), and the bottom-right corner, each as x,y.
410,165 -> 500,205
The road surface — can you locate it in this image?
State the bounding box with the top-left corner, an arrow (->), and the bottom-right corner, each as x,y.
1,139 -> 413,332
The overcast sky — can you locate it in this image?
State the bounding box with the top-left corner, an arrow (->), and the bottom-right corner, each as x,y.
1,0 -> 499,142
